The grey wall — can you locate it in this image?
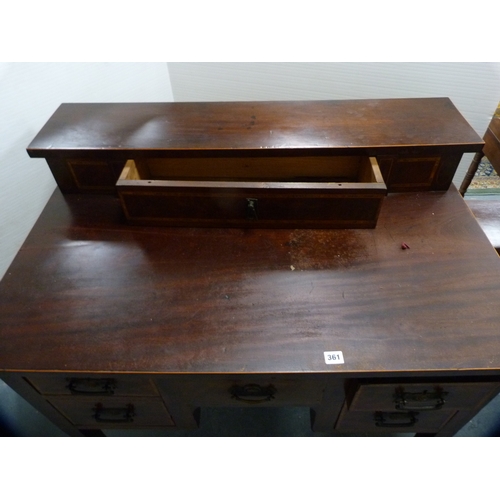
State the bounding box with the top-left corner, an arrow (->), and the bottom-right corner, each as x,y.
0,63 -> 173,280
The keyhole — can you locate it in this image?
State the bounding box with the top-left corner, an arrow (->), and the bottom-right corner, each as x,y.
246,198 -> 258,220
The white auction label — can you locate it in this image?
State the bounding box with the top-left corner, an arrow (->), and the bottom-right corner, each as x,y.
324,351 -> 345,364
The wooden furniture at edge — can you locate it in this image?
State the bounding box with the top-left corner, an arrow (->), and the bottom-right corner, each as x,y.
2,98 -> 500,437
460,102 -> 500,195
460,102 -> 500,253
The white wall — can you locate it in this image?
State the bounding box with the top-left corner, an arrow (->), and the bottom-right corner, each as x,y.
168,62 -> 500,184
0,63 -> 173,280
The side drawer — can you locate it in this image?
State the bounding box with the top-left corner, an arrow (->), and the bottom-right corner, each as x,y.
347,381 -> 500,412
335,404 -> 457,434
26,374 -> 158,397
47,396 -> 175,428
335,379 -> 500,435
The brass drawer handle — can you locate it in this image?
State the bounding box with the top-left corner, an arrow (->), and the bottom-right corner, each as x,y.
67,377 -> 116,395
374,411 -> 418,428
394,389 -> 448,411
229,384 -> 276,404
93,403 -> 135,423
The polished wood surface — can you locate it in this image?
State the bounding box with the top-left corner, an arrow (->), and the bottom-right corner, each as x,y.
27,99 -> 482,155
26,99 -> 483,195
466,198 -> 500,252
7,98 -> 498,435
1,186 -> 500,376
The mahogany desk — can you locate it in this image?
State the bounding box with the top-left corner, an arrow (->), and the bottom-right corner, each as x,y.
1,186 -> 500,436
2,98 -> 499,436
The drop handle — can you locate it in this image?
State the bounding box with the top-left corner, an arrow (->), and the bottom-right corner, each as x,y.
67,377 -> 116,395
246,198 -> 258,220
374,411 -> 418,428
394,389 -> 448,411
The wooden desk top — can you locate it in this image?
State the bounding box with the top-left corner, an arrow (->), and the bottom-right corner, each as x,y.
26,98 -> 483,158
1,187 -> 500,376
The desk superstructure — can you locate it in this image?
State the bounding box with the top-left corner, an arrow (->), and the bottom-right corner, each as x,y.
1,98 -> 499,436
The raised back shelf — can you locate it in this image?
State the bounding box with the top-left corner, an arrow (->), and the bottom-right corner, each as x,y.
27,99 -> 483,195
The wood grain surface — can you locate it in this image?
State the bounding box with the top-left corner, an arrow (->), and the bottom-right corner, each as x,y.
27,98 -> 483,157
1,186 -> 500,376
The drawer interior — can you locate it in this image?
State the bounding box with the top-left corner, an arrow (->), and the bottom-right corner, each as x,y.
122,155 -> 384,184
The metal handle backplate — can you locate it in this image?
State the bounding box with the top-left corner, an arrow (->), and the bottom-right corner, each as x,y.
394,388 -> 448,411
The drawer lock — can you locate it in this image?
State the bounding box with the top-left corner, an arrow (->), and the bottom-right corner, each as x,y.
246,198 -> 258,220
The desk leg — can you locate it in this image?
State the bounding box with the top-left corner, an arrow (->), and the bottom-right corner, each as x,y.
311,380 -> 344,433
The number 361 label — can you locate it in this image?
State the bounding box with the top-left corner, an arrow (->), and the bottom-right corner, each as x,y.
324,351 -> 345,365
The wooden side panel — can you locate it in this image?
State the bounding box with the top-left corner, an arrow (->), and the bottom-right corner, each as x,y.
67,159 -> 123,192
377,155 -> 440,190
45,157 -> 126,193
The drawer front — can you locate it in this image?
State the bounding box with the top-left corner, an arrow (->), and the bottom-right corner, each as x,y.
48,396 -> 175,428
117,182 -> 385,229
348,382 -> 499,412
26,374 -> 158,397
162,375 -> 327,407
116,156 -> 386,229
335,405 -> 457,434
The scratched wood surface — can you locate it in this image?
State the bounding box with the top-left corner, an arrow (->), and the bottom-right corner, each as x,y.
27,98 -> 482,156
1,186 -> 500,375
